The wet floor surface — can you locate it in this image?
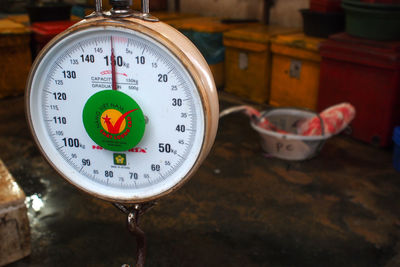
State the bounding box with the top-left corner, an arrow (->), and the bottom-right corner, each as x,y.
1,94 -> 400,267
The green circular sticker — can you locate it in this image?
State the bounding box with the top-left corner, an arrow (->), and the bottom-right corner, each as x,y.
82,90 -> 145,152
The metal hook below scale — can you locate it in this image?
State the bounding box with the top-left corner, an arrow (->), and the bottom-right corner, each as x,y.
113,202 -> 157,267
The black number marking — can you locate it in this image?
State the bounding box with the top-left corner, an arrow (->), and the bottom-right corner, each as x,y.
62,138 -> 80,148
82,159 -> 91,166
158,74 -> 168,82
80,54 -> 95,63
159,143 -> 172,153
151,164 -> 160,171
130,172 -> 139,180
135,56 -> 145,64
105,171 -> 114,177
62,71 -> 76,79
176,125 -> 186,132
53,116 -> 67,124
104,56 -> 123,66
53,92 -> 67,100
172,98 -> 182,106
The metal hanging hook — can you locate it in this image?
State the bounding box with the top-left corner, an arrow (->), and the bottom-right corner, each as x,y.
86,0 -> 104,17
137,0 -> 159,21
96,0 -> 103,14
88,0 -> 159,21
113,202 -> 156,267
141,0 -> 149,15
127,207 -> 146,267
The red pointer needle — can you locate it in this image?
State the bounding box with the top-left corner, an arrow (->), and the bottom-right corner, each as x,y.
111,36 -> 117,90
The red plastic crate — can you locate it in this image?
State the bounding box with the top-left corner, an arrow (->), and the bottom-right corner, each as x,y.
31,20 -> 76,56
310,0 -> 343,13
318,33 -> 400,146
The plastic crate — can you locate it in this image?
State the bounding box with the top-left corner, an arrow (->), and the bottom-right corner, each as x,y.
393,127 -> 400,171
310,0 -> 343,12
301,9 -> 345,38
318,33 -> 400,146
269,33 -> 325,110
151,12 -> 199,21
360,0 -> 400,3
133,0 -> 168,11
27,3 -> 72,23
168,17 -> 257,88
223,24 -> 299,103
31,20 -> 76,58
342,0 -> 400,40
0,19 -> 31,98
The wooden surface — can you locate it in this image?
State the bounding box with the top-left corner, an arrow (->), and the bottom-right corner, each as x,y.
0,160 -> 25,208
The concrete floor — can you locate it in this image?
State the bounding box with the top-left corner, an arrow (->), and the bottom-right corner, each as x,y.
1,94 -> 400,267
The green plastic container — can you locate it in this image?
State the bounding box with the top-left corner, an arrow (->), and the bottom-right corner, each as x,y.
342,0 -> 400,40
343,0 -> 400,10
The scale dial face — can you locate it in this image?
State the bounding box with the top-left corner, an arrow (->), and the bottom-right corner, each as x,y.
26,21 -> 216,203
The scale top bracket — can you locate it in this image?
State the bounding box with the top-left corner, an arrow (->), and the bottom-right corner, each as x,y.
86,0 -> 159,21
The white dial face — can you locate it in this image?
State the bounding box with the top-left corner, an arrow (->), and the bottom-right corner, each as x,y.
28,25 -> 205,201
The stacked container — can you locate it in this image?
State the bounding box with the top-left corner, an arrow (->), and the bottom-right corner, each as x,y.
318,33 -> 400,146
132,0 -> 168,11
168,17 -> 256,88
342,0 -> 400,41
301,0 -> 345,38
31,21 -> 76,58
151,12 -> 199,21
7,14 -> 30,26
393,127 -> 400,171
310,0 -> 343,12
223,25 -> 299,103
360,0 -> 400,3
269,33 -> 325,110
0,19 -> 31,98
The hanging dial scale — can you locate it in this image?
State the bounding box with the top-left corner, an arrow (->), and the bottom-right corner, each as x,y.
26,0 -> 218,264
26,0 -> 218,203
